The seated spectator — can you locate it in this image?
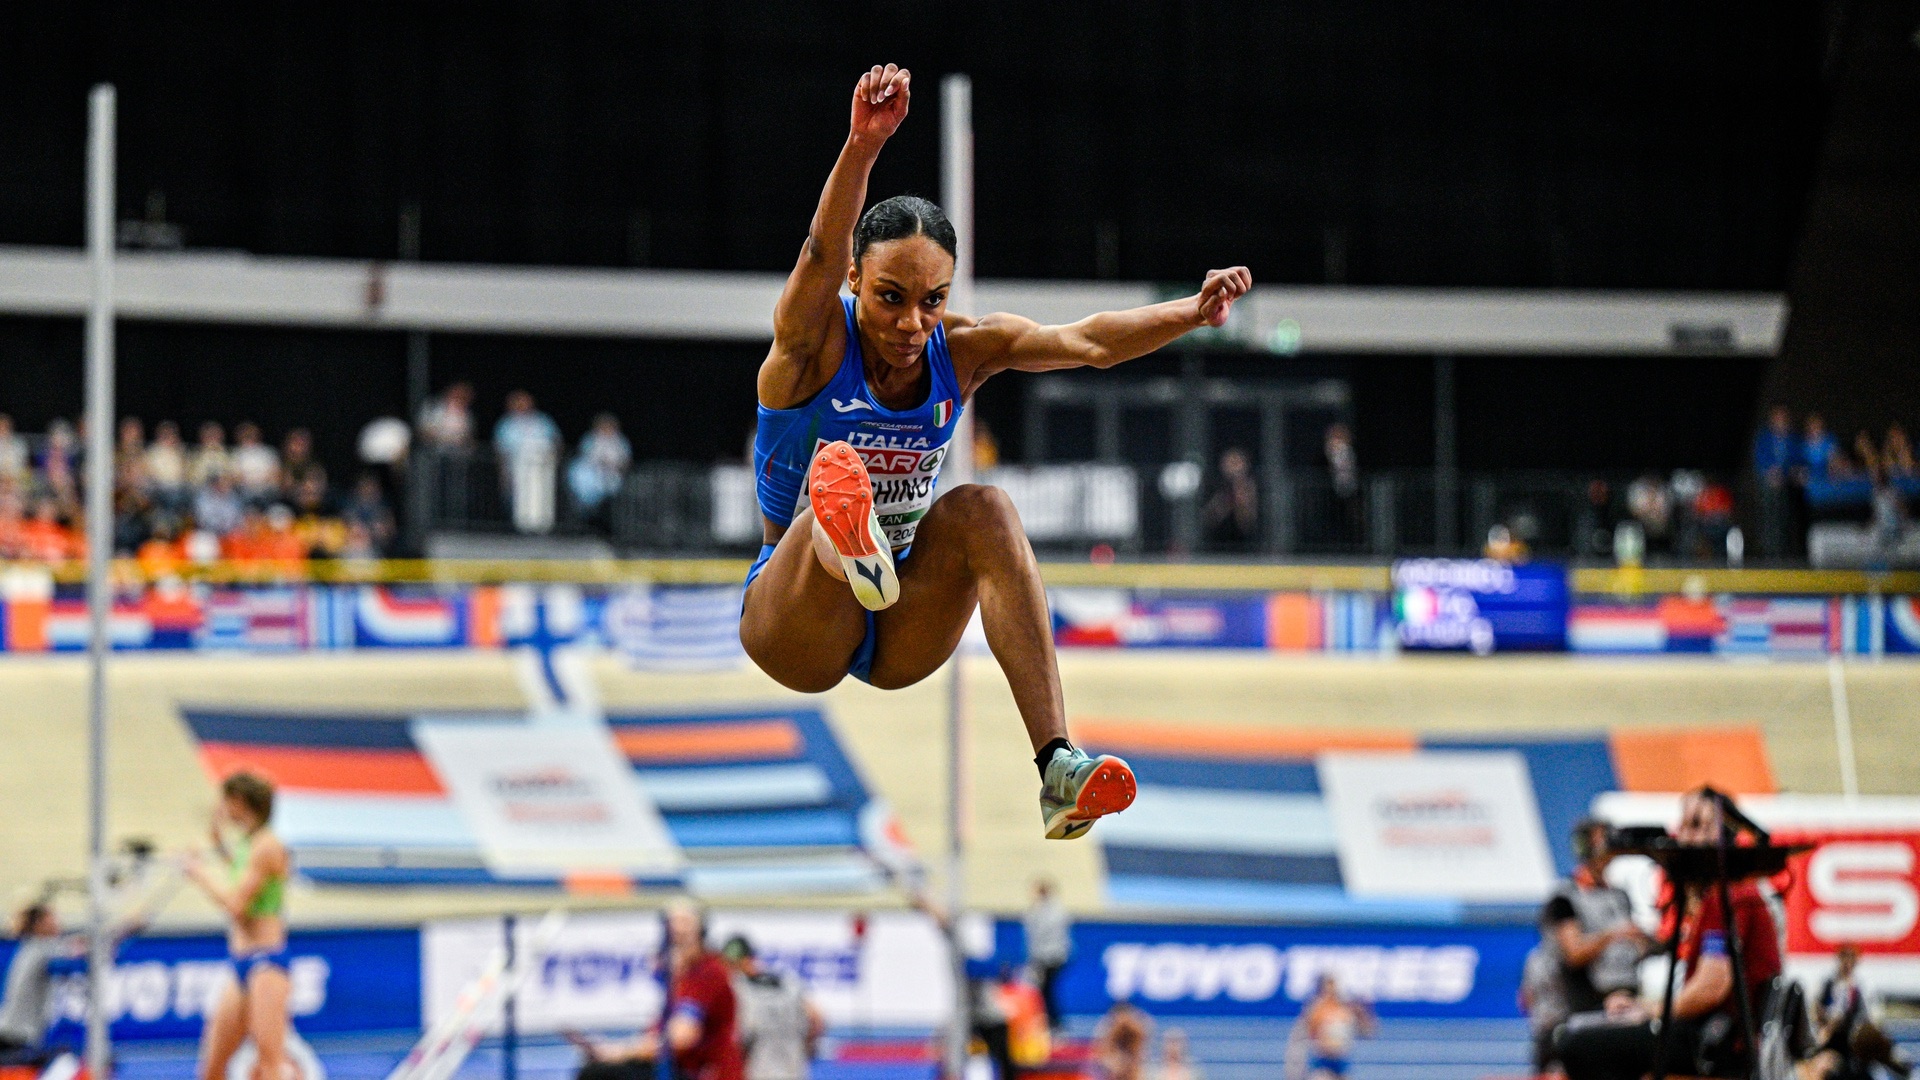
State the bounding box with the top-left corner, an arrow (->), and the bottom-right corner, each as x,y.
224,506 -> 305,575
291,475 -> 346,557
187,421 -> 230,488
18,499 -> 75,562
230,422 -> 282,504
282,428 -> 324,490
0,414 -> 28,488
136,518 -> 187,580
114,489 -> 155,554
417,382 -> 475,450
38,420 -> 79,512
1802,413 -> 1841,483
115,417 -> 147,495
340,474 -> 396,556
0,492 -> 24,558
568,413 -> 631,517
144,420 -> 190,512
1625,475 -> 1672,553
192,473 -> 245,536
1853,431 -> 1883,482
1886,425 -> 1918,483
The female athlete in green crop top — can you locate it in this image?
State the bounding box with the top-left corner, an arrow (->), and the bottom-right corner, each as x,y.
186,771 -> 294,1080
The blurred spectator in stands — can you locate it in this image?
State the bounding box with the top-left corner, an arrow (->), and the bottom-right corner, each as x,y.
1024,878 -> 1071,1033
1753,407 -> 1800,561
187,421 -> 230,488
137,518 -> 186,580
1853,431 -> 1883,483
418,382 -> 475,449
1159,1029 -> 1201,1080
0,492 -> 23,559
1093,1003 -> 1153,1080
0,415 -> 27,489
496,390 -> 561,534
144,421 -> 190,513
1324,423 -> 1360,545
282,429 -> 325,492
115,417 -> 147,496
973,421 -> 1001,472
291,476 -> 345,557
1204,448 -> 1259,551
38,420 -> 78,514
114,487 -> 154,554
1802,413 -> 1841,483
568,413 -> 632,524
1886,425 -> 1917,484
341,475 -> 396,556
1625,475 -> 1672,554
1485,523 -> 1527,563
18,499 -> 74,562
1575,480 -> 1615,557
1753,406 -> 1796,487
1691,478 -> 1736,562
192,473 -> 245,537
231,422 -> 282,505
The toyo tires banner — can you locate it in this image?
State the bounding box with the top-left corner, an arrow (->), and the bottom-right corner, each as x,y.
1002,919 -> 1533,1019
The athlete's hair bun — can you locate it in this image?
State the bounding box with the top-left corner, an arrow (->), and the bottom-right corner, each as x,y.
854,195 -> 957,265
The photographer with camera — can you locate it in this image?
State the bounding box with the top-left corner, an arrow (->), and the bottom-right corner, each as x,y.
1527,819 -> 1651,1072
1558,790 -> 1783,1080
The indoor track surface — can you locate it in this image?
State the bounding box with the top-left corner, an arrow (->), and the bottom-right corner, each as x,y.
3,649 -> 1916,920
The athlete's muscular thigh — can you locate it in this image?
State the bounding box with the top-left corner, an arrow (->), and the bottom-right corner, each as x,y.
865,495 -> 985,689
739,510 -> 869,692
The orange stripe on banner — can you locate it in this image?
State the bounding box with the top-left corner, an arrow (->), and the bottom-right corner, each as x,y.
1074,720 -> 1416,760
611,720 -> 802,763
198,743 -> 447,795
467,586 -> 503,648
564,872 -> 635,896
1610,726 -> 1777,795
1265,593 -> 1325,651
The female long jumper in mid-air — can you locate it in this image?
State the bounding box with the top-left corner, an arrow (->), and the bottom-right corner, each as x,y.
739,63 -> 1252,840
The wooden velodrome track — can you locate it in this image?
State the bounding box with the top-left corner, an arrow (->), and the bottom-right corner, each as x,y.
2,647 -> 1916,926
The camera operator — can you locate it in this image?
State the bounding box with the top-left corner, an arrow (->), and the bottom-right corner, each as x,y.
1558,791 -> 1783,1080
1529,820 -> 1649,1072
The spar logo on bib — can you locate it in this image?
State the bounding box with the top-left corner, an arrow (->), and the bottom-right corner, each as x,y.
815,436 -> 950,547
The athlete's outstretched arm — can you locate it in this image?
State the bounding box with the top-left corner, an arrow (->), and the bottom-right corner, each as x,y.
948,266 -> 1252,390
764,66 -> 911,385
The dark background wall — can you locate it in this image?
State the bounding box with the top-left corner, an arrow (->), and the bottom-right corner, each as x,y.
0,1 -> 1828,478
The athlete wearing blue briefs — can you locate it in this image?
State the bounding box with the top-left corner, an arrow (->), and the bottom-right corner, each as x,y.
740,63 -> 1253,839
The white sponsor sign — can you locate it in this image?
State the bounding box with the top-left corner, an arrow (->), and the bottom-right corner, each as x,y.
1319,751 -> 1555,901
423,910 -> 951,1034
1102,942 -> 1479,1005
413,723 -> 683,877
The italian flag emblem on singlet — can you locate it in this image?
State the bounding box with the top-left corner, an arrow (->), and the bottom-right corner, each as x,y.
933,399 -> 954,427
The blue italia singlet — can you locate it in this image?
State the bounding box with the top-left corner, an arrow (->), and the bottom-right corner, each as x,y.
753,296 -> 965,550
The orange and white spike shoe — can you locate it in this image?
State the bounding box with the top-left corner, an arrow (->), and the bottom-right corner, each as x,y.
809,441 -> 899,611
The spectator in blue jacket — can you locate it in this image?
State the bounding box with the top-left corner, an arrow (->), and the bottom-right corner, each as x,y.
1801,413 -> 1841,482
1753,407 -> 1796,487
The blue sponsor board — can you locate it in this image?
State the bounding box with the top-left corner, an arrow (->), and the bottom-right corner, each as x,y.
1000,920 -> 1532,1020
1393,560 -> 1568,653
0,929 -> 420,1044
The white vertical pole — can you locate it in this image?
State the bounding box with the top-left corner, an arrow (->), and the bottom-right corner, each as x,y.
940,72 -> 975,1080
84,82 -> 118,1079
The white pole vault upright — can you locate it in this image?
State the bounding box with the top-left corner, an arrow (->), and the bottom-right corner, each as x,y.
83,83 -> 118,1080
940,72 -> 975,1080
